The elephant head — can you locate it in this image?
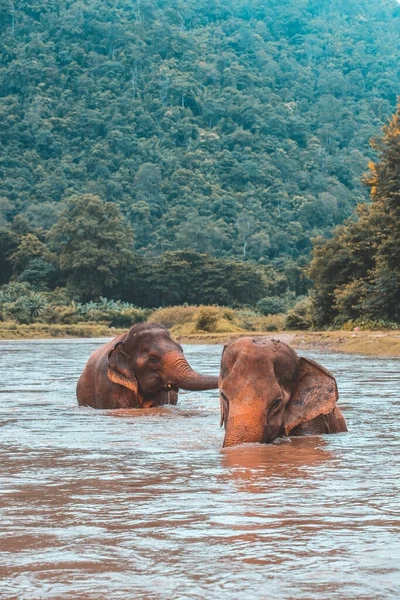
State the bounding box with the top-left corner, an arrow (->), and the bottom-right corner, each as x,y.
219,337 -> 340,447
107,323 -> 219,406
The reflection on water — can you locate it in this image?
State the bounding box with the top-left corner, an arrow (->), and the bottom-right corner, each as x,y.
0,339 -> 399,599
221,437 -> 334,480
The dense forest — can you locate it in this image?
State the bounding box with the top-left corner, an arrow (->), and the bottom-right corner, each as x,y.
310,103 -> 400,327
0,0 -> 400,320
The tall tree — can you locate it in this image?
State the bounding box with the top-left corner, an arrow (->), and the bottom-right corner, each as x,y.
363,106 -> 400,320
49,194 -> 134,300
310,102 -> 400,325
0,229 -> 19,286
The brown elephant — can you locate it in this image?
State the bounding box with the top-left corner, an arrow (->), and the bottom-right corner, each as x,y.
77,323 -> 219,409
219,337 -> 348,447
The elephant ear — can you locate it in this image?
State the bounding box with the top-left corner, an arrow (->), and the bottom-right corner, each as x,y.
219,343 -> 234,429
107,340 -> 138,395
283,357 -> 338,436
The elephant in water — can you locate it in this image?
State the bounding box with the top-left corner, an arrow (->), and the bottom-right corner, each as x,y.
219,337 -> 347,447
77,323 -> 219,409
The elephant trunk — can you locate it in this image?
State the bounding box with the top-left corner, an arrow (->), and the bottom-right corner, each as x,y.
163,351 -> 219,391
223,416 -> 267,448
222,394 -> 269,448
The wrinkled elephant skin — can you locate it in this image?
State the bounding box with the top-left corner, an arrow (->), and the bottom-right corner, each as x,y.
219,337 -> 347,447
77,323 -> 219,409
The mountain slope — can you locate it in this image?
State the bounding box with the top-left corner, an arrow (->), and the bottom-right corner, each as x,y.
1,0 -> 399,266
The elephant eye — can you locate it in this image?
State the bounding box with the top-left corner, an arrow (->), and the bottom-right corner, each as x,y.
270,398 -> 281,411
148,355 -> 160,366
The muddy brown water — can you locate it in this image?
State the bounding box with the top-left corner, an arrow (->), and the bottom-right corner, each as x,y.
0,339 -> 399,600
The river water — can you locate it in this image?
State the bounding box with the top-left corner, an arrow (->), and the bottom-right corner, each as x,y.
0,339 -> 399,599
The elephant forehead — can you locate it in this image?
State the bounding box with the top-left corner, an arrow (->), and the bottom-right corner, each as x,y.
227,343 -> 276,373
222,338 -> 298,391
228,338 -> 299,382
126,328 -> 173,351
223,337 -> 292,364
222,366 -> 280,399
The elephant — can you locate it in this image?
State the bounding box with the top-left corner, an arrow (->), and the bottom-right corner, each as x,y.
77,323 -> 219,409
219,337 -> 348,447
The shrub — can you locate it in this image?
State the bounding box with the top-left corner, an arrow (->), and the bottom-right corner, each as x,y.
0,282 -> 33,303
195,306 -> 220,332
39,305 -> 78,324
214,318 -> 243,333
0,284 -> 49,324
263,314 -> 286,331
149,305 -> 198,328
339,318 -> 398,331
107,307 -> 147,328
285,297 -> 313,330
256,296 -> 287,316
71,298 -> 148,327
0,286 -> 147,327
234,308 -> 259,331
221,308 -> 236,322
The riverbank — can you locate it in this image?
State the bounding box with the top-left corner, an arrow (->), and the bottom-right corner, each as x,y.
1,322 -> 399,356
176,330 -> 400,357
0,322 -> 126,340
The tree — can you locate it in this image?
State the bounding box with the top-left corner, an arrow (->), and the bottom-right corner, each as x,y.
0,229 -> 19,285
9,233 -> 58,290
49,194 -> 135,300
10,234 -> 55,275
309,102 -> 400,325
118,250 -> 270,308
236,212 -> 255,260
309,206 -> 380,325
256,296 -> 287,316
363,105 -> 400,321
1,0 -> 400,302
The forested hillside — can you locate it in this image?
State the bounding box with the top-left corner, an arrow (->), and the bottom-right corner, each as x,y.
1,0 -> 400,272
310,102 -> 400,327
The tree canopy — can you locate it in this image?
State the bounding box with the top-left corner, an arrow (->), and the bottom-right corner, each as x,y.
310,102 -> 400,326
0,0 -> 399,271
49,194 -> 135,300
1,0 -> 400,313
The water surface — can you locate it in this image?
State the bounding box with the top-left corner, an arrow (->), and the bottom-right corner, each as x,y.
0,339 -> 399,599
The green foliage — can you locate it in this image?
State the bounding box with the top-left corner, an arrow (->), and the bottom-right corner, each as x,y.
10,234 -> 54,274
285,297 -> 313,330
118,250 -> 271,307
0,229 -> 19,285
9,233 -> 58,290
19,258 -> 58,291
0,283 -> 147,326
0,0 -> 398,272
339,319 -> 399,332
149,305 -> 276,335
72,298 -> 148,328
1,1 -> 399,315
49,194 -> 135,300
149,306 -> 199,329
256,296 -> 287,316
0,283 -> 49,324
196,307 -> 221,332
310,102 -> 400,325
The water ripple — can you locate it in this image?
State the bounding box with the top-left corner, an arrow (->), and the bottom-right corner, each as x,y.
0,339 -> 399,599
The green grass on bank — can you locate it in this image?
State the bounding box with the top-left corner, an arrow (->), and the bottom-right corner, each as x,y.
0,305 -> 287,339
149,305 -> 286,335
0,321 -> 127,340
2,320 -> 400,360
7,282 -> 395,337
